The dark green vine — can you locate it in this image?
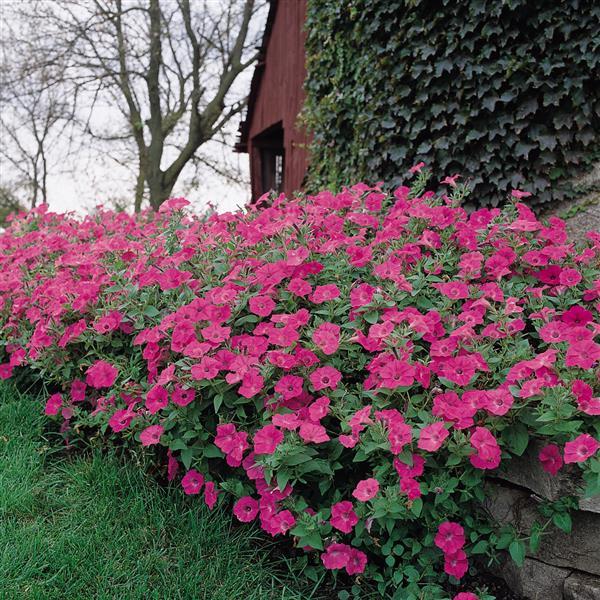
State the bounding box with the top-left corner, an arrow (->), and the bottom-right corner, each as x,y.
303,0 -> 600,207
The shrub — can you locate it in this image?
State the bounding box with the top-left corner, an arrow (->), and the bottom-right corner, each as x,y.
1,174 -> 599,599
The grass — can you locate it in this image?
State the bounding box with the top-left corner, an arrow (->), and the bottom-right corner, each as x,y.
0,383 -> 326,600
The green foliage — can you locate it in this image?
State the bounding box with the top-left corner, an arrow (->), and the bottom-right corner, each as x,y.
304,0 -> 600,207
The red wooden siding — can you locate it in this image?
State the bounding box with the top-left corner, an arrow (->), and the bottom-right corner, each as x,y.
236,0 -> 309,201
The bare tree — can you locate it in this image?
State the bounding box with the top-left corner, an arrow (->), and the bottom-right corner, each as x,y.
3,0 -> 263,211
0,22 -> 73,208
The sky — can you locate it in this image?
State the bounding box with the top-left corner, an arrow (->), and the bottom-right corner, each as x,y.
0,0 -> 267,216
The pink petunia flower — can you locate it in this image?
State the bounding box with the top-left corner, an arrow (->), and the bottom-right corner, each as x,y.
418,421 -> 449,452
388,422 -> 412,454
561,305 -> 593,326
287,278 -> 312,297
263,509 -> 296,536
352,478 -> 380,502
330,501 -> 359,533
167,450 -> 179,481
308,396 -> 331,421
204,481 -> 218,509
571,379 -> 600,416
379,359 -> 415,388
309,284 -> 340,304
346,548 -> 368,575
309,366 -> 342,391
233,496 -> 259,522
44,393 -> 63,416
70,379 -> 87,402
564,434 -> 600,464
171,385 -> 195,407
565,340 -> 600,370
248,295 -> 276,317
274,375 -> 304,400
538,444 -> 563,475
484,388 -> 514,416
85,360 -> 118,388
109,408 -> 135,432
181,469 -> 204,495
559,268 -> 582,287
350,283 -> 375,308
455,593 -> 479,599
145,384 -> 169,414
254,424 -> 284,455
321,543 -> 351,570
158,197 -> 190,212
434,281 -> 470,300
298,421 -> 330,443
93,310 -> 123,334
444,548 -> 469,579
434,521 -> 465,554
140,424 -> 164,446
437,356 -> 476,386
469,427 -> 501,470
312,322 -> 340,355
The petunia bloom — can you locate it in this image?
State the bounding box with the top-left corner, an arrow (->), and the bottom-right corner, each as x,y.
85,360 -> 118,388
538,444 -> 563,475
181,469 -> 204,495
321,543 -> 350,570
254,425 -> 284,455
434,521 -> 465,554
233,496 -> 259,522
564,434 -> 600,464
418,422 -> 449,452
352,478 -> 380,502
140,424 -> 164,446
330,501 -> 359,534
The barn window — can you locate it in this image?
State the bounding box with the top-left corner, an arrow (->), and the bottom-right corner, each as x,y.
253,122 -> 285,196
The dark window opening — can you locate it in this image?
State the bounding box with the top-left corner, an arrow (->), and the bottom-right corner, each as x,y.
253,122 -> 284,196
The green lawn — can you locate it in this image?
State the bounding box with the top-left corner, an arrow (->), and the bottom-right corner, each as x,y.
0,383 -> 324,600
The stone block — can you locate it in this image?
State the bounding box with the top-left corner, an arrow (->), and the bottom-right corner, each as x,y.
497,440 -> 600,514
485,482 -> 600,576
564,572 -> 600,600
500,554 -> 569,600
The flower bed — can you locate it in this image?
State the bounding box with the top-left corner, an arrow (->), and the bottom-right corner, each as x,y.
1,176 -> 599,599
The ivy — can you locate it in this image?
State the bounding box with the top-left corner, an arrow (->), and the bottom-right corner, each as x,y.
304,0 -> 600,207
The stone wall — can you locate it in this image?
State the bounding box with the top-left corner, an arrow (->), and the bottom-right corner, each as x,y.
485,441 -> 600,599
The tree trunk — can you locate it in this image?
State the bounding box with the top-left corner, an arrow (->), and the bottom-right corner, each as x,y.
147,172 -> 175,211
134,165 -> 145,213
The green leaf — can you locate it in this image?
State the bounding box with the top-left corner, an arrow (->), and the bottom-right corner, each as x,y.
410,498 -> 423,517
509,540 -> 526,567
552,512 -> 572,533
276,469 -> 291,492
143,305 -> 160,317
363,310 -> 380,324
169,439 -> 188,452
180,448 -> 195,470
203,444 -> 223,459
471,540 -> 488,554
502,423 -> 529,456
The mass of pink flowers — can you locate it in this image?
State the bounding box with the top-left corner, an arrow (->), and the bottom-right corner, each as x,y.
0,179 -> 598,598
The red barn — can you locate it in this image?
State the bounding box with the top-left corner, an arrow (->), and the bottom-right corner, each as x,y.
235,0 -> 309,201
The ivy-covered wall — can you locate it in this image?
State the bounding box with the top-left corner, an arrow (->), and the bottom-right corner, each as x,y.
304,0 -> 600,207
